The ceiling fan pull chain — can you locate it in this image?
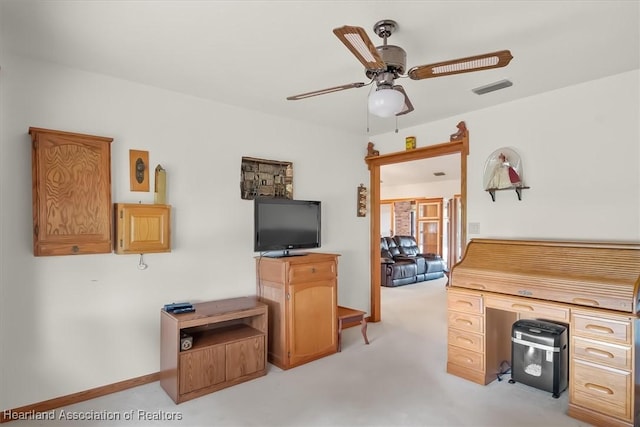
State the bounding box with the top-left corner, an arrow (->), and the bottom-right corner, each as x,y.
366,108 -> 370,133
395,116 -> 399,133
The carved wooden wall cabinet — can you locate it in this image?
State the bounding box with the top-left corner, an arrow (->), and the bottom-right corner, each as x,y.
29,127 -> 113,256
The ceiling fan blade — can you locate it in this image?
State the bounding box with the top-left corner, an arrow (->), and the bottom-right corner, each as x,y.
393,85 -> 414,116
408,50 -> 513,80
286,82 -> 366,100
333,25 -> 386,71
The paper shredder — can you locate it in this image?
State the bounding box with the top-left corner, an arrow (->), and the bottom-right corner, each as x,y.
510,319 -> 568,398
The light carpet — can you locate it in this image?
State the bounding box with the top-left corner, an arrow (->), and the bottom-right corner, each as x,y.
11,278 -> 591,426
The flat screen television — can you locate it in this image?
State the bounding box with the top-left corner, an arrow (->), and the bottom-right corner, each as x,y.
254,198 -> 321,256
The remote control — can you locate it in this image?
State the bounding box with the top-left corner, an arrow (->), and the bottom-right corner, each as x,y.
164,302 -> 192,311
172,307 -> 195,314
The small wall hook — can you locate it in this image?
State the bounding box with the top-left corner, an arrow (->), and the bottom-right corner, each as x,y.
138,254 -> 148,270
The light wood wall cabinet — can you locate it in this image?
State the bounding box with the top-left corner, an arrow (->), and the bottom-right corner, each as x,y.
29,127 -> 113,256
114,203 -> 171,254
256,253 -> 339,369
160,297 -> 268,404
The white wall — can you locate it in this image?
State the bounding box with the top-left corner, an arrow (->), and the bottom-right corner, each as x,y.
0,53 -> 371,409
371,70 -> 640,242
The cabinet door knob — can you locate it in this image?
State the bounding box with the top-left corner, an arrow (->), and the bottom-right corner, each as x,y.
71,245 -> 79,253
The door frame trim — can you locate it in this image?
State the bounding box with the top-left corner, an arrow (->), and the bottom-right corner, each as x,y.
365,125 -> 469,322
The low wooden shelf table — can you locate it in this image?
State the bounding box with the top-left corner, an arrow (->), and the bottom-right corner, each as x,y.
337,306 -> 369,352
160,296 -> 267,403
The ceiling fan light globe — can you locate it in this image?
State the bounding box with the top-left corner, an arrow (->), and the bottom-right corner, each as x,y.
368,88 -> 405,118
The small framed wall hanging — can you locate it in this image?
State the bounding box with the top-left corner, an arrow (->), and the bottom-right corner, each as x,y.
357,184 -> 367,217
129,149 -> 149,192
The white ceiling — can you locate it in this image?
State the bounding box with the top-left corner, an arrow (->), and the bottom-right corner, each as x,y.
1,1 -> 638,185
381,154 -> 461,187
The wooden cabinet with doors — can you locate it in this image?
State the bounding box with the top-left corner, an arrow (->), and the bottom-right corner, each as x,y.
114,203 -> 171,254
29,127 -> 113,256
160,296 -> 267,403
256,253 -> 339,369
416,198 -> 443,255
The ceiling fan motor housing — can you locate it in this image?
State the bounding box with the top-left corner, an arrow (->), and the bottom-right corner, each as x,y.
366,45 -> 407,78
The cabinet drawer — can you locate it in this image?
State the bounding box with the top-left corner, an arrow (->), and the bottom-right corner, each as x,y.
572,336 -> 631,371
448,312 -> 483,333
448,329 -> 483,353
289,262 -> 335,284
485,295 -> 569,322
447,292 -> 482,314
572,313 -> 631,345
571,359 -> 631,421
447,345 -> 484,372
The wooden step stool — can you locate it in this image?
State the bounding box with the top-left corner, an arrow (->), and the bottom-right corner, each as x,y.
337,306 -> 369,352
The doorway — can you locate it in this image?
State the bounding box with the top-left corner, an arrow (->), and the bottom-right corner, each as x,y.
380,197 -> 445,256
365,126 -> 469,322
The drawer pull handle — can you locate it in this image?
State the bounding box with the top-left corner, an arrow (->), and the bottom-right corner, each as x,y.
511,303 -> 534,311
456,337 -> 474,345
585,347 -> 614,359
457,301 -> 473,307
459,356 -> 473,364
585,324 -> 615,335
585,383 -> 614,395
573,298 -> 599,306
468,283 -> 486,290
456,319 -> 473,326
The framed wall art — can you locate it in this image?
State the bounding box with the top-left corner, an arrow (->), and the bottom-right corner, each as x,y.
240,156 -> 293,200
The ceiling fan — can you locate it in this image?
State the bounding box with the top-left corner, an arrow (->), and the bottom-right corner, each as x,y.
287,19 -> 513,118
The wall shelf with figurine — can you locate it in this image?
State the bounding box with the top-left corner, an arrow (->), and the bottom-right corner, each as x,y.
486,186 -> 530,201
483,148 -> 529,202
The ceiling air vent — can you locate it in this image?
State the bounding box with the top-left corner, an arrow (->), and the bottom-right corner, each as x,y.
472,79 -> 513,95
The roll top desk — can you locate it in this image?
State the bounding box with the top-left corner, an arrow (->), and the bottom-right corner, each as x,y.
447,238 -> 640,427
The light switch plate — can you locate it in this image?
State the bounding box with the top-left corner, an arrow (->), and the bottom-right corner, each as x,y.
468,222 -> 480,234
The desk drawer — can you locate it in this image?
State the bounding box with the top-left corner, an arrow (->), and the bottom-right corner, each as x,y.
447,291 -> 482,314
448,311 -> 483,333
572,313 -> 631,345
289,262 -> 336,284
484,295 -> 569,322
448,345 -> 484,372
571,359 -> 631,422
448,329 -> 483,352
572,336 -> 631,371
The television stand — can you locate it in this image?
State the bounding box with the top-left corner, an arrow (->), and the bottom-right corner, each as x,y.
256,252 -> 339,369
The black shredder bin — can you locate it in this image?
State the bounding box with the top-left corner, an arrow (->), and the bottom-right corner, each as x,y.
510,319 -> 568,398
